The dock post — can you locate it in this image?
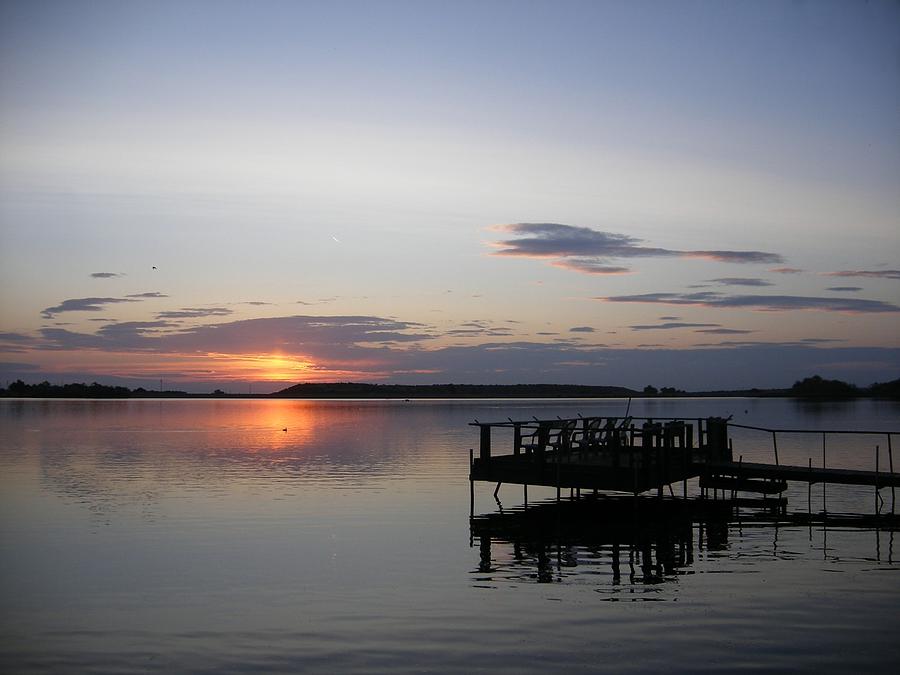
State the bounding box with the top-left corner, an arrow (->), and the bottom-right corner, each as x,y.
888,434 -> 895,512
706,417 -> 728,462
524,483 -> 528,508
480,424 -> 491,461
556,453 -> 561,503
771,431 -> 779,467
469,448 -> 474,518
822,433 -> 827,514
875,445 -> 880,515
808,457 -> 812,515
513,423 -> 521,456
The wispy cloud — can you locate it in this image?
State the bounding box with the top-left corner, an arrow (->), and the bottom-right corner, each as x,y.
90,272 -> 124,279
41,297 -> 139,319
490,223 -> 784,275
599,292 -> 900,314
630,322 -> 720,331
708,277 -> 773,287
569,326 -> 595,333
695,328 -> 755,335
825,286 -> 862,292
0,331 -> 34,343
769,267 -> 803,274
0,332 -> 34,353
156,307 -> 233,319
552,260 -> 631,275
127,292 -> 169,298
825,269 -> 900,280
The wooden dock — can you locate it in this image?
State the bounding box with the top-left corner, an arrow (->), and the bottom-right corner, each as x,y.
469,415 -> 900,509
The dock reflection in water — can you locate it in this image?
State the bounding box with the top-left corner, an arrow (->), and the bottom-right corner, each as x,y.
471,495 -> 897,594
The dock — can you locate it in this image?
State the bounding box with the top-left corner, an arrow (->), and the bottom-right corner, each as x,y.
468,415 -> 900,511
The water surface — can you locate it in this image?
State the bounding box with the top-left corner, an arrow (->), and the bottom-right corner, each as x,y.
1,398 -> 898,672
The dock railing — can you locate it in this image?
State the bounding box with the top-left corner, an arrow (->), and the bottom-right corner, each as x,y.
470,415 -> 731,468
726,422 -> 899,509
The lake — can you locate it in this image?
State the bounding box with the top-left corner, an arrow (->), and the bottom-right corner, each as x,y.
1,397 -> 899,673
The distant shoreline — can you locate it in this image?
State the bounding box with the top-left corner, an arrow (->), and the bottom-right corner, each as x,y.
2,377 -> 898,399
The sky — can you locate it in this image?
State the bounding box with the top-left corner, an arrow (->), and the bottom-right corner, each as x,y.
1,0 -> 898,393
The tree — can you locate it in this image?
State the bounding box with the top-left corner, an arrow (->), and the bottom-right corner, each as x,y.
643,385 -> 658,396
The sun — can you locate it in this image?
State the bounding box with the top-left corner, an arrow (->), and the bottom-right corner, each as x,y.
202,352 -> 316,382
254,354 -> 314,381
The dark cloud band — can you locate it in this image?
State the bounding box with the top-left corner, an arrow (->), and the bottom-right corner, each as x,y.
825,270 -> 900,280
599,291 -> 900,314
491,223 -> 784,274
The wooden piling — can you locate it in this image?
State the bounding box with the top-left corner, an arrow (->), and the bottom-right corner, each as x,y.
480,425 -> 491,461
822,432 -> 827,514
889,434 -> 895,512
875,445 -> 880,515
469,448 -> 474,517
808,457 -> 812,515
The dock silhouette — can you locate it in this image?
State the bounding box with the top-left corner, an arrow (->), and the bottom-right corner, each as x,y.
469,415 -> 899,512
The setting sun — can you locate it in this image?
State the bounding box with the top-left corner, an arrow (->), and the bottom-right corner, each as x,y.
222,353 -> 315,382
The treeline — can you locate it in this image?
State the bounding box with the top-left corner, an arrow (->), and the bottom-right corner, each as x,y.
0,380 -> 190,398
788,375 -> 900,399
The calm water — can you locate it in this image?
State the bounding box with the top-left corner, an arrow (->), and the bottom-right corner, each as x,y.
1,397 -> 899,673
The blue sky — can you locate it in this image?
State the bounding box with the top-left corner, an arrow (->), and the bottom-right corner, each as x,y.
1,0 -> 898,392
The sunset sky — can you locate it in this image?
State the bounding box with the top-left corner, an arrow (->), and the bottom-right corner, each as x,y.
1,0 -> 898,393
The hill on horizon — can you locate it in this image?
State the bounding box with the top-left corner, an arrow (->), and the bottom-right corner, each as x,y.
271,382 -> 640,398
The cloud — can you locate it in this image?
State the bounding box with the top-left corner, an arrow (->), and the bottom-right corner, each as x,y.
0,332 -> 35,353
41,297 -> 139,319
0,361 -> 41,372
91,272 -> 124,279
552,260 -> 631,275
569,326 -> 595,333
126,292 -> 169,298
599,291 -> 900,314
156,307 -> 233,319
825,286 -> 862,292
695,328 -> 755,335
38,315 -> 433,359
825,269 -> 900,280
0,331 -> 33,343
445,327 -> 514,338
490,223 -> 783,274
770,267 -> 803,274
13,317 -> 900,391
708,277 -> 773,287
630,322 -> 721,331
